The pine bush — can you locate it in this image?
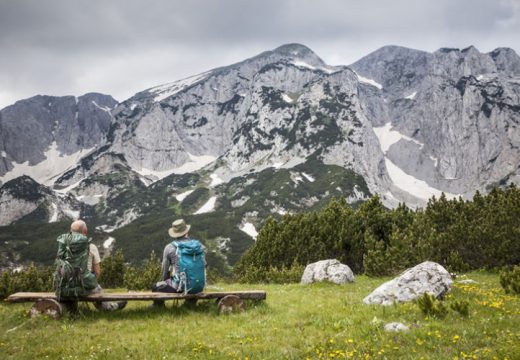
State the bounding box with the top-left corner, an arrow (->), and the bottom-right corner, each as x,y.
500,266 -> 520,295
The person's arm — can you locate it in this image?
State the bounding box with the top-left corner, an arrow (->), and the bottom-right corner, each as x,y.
90,244 -> 101,278
161,244 -> 172,281
93,262 -> 101,278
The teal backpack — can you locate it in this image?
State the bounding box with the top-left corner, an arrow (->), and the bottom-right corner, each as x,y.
172,239 -> 206,294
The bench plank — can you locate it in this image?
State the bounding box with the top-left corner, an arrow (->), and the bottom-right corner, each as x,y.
6,290 -> 266,303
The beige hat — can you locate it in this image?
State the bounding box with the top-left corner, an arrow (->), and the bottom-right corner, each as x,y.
168,219 -> 191,238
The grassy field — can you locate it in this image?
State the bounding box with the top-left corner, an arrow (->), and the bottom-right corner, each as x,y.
0,272 -> 518,359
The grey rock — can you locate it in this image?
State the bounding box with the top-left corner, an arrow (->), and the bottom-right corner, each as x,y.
457,279 -> 478,284
383,322 -> 410,332
301,259 -> 354,285
363,261 -> 453,305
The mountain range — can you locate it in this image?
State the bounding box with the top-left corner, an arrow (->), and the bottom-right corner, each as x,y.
1,43 -> 519,270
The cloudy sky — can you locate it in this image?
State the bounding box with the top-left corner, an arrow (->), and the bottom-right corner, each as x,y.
0,0 -> 518,108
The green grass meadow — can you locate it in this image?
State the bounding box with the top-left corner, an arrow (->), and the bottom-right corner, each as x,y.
0,272 -> 518,359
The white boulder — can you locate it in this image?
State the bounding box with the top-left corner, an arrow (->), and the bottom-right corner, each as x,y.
384,322 -> 410,332
301,259 -> 354,285
363,261 -> 452,305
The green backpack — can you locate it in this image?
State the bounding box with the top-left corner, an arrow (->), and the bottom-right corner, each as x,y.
53,232 -> 98,301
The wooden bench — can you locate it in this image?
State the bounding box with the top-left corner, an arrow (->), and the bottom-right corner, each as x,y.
6,290 -> 266,318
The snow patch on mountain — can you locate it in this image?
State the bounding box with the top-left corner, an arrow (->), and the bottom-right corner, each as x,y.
373,123 -> 424,153
175,189 -> 194,202
194,196 -> 217,214
151,72 -> 210,102
385,158 -> 458,200
353,70 -> 383,89
429,155 -> 439,168
135,153 -> 216,181
209,173 -> 224,187
404,91 -> 417,99
63,208 -> 80,220
291,60 -> 338,74
49,203 -> 58,223
290,172 -> 304,184
96,224 -> 116,233
91,101 -> 112,112
1,142 -> 95,186
103,237 -> 115,249
1,151 -> 6,157
240,222 -> 258,239
281,93 -> 293,103
54,178 -> 85,194
373,122 -> 458,201
302,172 -> 315,182
76,194 -> 103,205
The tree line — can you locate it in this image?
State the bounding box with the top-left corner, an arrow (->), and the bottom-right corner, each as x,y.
234,185 -> 520,281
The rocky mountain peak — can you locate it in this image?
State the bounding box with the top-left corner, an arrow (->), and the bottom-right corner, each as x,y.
488,47 -> 520,75
271,43 -> 326,65
0,92 -> 117,185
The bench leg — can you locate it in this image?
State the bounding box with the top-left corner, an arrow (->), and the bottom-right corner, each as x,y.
184,298 -> 198,307
30,299 -> 64,319
217,295 -> 245,314
60,300 -> 79,315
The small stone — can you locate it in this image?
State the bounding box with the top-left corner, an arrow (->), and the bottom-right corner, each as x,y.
457,279 -> 477,284
384,322 -> 409,332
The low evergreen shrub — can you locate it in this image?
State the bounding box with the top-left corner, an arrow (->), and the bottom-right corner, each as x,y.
98,249 -> 126,288
450,299 -> 470,317
416,292 -> 448,318
0,265 -> 53,299
500,266 -> 520,295
124,251 -> 162,290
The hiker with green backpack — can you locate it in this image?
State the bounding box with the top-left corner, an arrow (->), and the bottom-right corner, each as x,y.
152,219 -> 207,307
53,220 -> 126,310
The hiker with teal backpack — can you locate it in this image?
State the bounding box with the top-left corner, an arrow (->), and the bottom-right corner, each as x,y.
152,219 -> 206,307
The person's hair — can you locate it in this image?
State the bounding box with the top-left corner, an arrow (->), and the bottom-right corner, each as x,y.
70,220 -> 87,234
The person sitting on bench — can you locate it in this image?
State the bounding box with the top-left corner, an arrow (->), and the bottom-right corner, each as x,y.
152,219 -> 206,306
70,220 -> 126,311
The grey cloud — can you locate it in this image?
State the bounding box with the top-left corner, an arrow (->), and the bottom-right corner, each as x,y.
0,0 -> 518,108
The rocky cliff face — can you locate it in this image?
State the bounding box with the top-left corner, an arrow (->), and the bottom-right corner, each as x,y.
0,93 -> 117,185
350,45 -> 520,202
1,44 -> 519,261
57,43 -> 520,209
0,176 -> 82,226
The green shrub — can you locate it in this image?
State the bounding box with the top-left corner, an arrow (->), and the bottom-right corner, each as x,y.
237,265 -> 304,284
98,249 -> 126,288
265,265 -> 305,284
0,265 -> 54,299
416,292 -> 448,318
124,251 -> 161,290
500,266 -> 520,294
236,186 -> 520,280
362,231 -> 388,276
450,300 -> 470,317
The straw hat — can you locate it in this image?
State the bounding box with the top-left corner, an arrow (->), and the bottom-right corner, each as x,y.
168,219 -> 191,238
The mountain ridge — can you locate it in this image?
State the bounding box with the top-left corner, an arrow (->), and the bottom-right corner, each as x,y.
1,43 -> 519,270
